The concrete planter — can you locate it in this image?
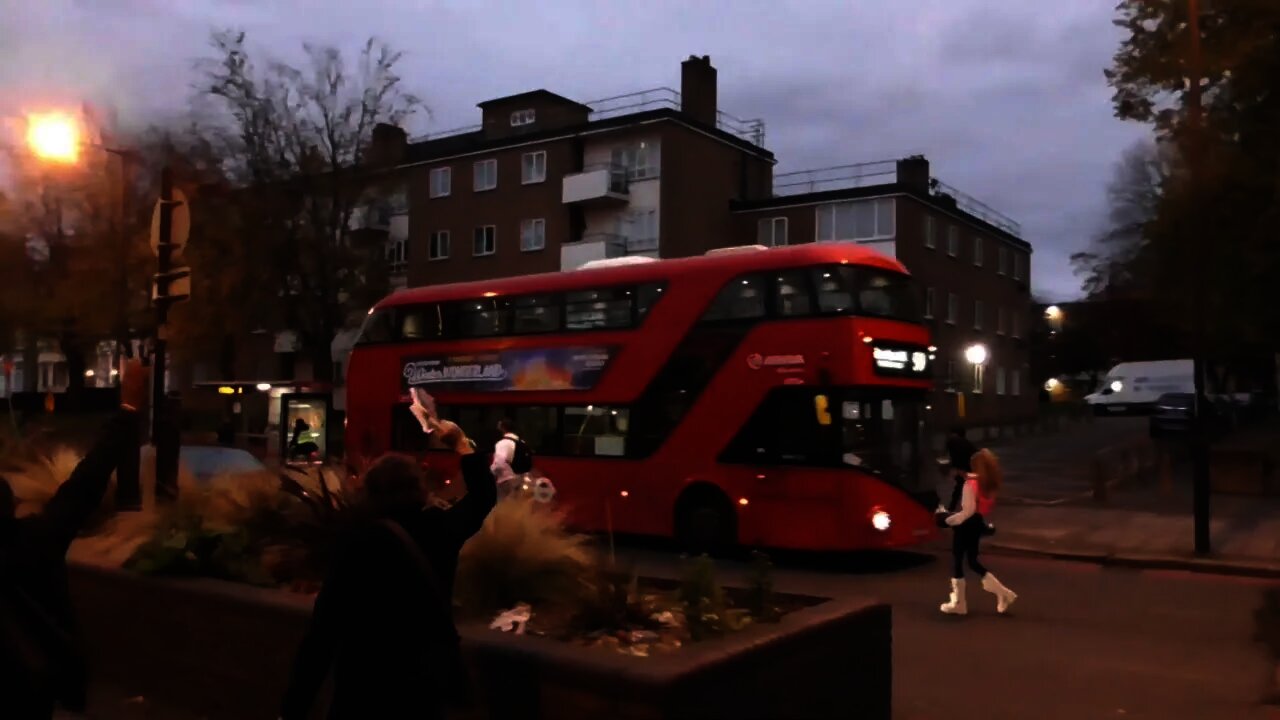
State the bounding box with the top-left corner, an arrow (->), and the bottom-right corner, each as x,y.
70,563 -> 892,720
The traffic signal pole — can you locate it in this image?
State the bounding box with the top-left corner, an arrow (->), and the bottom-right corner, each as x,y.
153,166 -> 180,502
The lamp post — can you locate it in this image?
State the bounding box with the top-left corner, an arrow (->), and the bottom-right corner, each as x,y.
25,111 -> 144,511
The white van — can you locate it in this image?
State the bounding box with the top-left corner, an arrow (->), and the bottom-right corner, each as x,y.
1085,359 -> 1195,415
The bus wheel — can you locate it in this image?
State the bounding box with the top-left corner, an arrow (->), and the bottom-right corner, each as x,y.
675,487 -> 737,556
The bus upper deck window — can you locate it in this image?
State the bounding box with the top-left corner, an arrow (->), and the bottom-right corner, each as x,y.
812,267 -> 855,314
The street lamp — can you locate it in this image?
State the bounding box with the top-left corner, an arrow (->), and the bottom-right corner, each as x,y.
25,112 -> 82,164
964,343 -> 988,366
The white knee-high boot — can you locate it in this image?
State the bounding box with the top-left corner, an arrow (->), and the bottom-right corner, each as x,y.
940,578 -> 967,615
982,573 -> 1017,613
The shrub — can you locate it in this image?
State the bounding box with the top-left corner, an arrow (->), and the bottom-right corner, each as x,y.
745,551 -> 781,622
454,495 -> 595,618
680,555 -> 750,641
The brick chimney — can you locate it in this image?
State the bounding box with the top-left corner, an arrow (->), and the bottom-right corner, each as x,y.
680,55 -> 717,127
367,123 -> 407,166
896,155 -> 931,194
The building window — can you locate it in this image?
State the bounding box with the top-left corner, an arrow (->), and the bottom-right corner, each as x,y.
924,287 -> 935,319
946,292 -> 958,325
997,367 -> 1007,395
520,218 -> 546,252
1014,253 -> 1026,281
428,230 -> 450,260
997,307 -> 1007,336
814,198 -> 895,242
999,246 -> 1010,276
522,151 -> 546,185
627,209 -> 658,251
473,159 -> 497,192
947,226 -> 959,257
510,109 -> 536,127
473,225 -> 496,256
946,359 -> 956,387
429,167 -> 451,198
973,299 -> 984,331
973,363 -> 985,394
612,141 -> 660,181
386,236 -> 407,274
757,217 -> 787,247
973,236 -> 983,266
1012,310 -> 1022,339
924,215 -> 936,249
1011,368 -> 1021,396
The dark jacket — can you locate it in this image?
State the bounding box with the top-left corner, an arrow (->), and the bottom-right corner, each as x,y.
281,452 -> 498,720
0,411 -> 136,717
946,435 -> 978,474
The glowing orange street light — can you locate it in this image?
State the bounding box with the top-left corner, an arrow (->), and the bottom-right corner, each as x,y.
25,112 -> 82,164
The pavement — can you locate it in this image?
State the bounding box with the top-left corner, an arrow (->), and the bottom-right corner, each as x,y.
989,416 -> 1280,576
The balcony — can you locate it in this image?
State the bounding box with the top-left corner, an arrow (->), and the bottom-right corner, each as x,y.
560,232 -> 658,270
562,163 -> 629,206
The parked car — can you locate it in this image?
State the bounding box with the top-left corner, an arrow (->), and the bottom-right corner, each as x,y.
1148,393 -> 1235,439
180,445 -> 268,483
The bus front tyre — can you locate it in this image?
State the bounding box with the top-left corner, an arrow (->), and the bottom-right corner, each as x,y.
676,493 -> 737,556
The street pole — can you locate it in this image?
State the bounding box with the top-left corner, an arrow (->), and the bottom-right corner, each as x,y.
153,165 -> 178,502
1186,0 -> 1211,555
112,149 -> 142,511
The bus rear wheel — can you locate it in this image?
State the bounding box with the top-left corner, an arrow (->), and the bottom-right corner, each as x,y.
675,489 -> 737,556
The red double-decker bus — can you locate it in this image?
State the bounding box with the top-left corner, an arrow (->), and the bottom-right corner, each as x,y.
346,243 -> 939,552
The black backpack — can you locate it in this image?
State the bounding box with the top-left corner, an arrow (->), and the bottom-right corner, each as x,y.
508,435 -> 534,474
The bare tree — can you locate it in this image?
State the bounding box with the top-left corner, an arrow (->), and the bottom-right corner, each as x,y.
195,30 -> 422,381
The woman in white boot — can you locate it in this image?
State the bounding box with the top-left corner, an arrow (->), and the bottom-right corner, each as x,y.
939,449 -> 1018,616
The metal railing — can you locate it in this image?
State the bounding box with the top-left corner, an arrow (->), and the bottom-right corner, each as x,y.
773,160 -> 898,196
625,236 -> 659,253
574,232 -> 657,255
929,179 -> 1022,236
410,86 -> 767,147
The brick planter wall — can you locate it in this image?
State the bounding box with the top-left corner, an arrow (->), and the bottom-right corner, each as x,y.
70,564 -> 892,719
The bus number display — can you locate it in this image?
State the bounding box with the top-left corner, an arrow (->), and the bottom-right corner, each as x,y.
871,344 -> 931,378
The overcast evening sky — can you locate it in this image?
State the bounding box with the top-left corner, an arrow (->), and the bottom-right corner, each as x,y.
0,0 -> 1149,300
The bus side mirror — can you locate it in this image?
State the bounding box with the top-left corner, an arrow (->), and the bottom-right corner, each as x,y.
814,395 -> 833,426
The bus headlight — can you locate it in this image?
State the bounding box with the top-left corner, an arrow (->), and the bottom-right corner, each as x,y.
870,509 -> 891,532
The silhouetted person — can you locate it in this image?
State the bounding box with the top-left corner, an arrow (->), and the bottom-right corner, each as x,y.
944,426 -> 978,511
0,361 -> 145,719
281,411 -> 496,720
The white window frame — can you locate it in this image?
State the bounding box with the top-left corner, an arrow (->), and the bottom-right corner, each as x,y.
814,198 -> 896,243
473,225 -> 496,256
510,109 -> 536,127
521,151 -> 546,185
428,230 -> 450,261
947,225 -> 959,257
924,287 -> 936,319
974,299 -> 984,331
473,159 -> 497,192
429,167 -> 451,198
946,292 -> 958,325
973,236 -> 984,267
520,218 -> 546,252
757,217 -> 788,247
385,236 -> 407,274
923,215 -> 936,249
613,141 -> 661,181
997,307 -> 1007,336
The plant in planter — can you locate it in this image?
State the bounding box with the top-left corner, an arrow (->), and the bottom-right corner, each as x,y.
745,551 -> 781,623
680,555 -> 751,641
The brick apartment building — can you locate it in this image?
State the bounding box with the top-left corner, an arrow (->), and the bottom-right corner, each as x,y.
352,55 -> 1036,428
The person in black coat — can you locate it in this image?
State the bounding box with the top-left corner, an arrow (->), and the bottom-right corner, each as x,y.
944,426 -> 978,510
0,362 -> 144,720
280,406 -> 497,720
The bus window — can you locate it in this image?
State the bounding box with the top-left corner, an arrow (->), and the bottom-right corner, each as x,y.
635,282 -> 666,321
458,299 -> 510,337
401,304 -> 449,340
513,406 -> 561,454
812,267 -> 856,314
855,267 -> 922,323
512,295 -> 561,334
702,273 -> 767,322
840,392 -> 925,493
565,288 -> 632,330
773,269 -> 813,317
721,388 -> 836,466
356,307 -> 397,345
563,406 -> 629,457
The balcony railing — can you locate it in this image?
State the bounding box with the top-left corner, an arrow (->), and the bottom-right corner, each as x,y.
410,87 -> 766,147
563,163 -> 630,205
773,160 -> 898,196
575,232 -> 657,254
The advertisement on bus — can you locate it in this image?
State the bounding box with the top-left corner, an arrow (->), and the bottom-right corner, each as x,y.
401,346 -> 613,392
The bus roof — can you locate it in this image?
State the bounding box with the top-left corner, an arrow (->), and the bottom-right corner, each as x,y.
378,242 -> 909,309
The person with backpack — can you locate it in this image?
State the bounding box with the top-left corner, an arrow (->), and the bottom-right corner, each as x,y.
0,358 -> 146,719
938,448 -> 1018,617
491,417 -> 533,493
280,395 -> 497,720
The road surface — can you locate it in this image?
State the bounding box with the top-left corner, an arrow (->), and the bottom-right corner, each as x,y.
998,416 -> 1147,503
81,544 -> 1277,720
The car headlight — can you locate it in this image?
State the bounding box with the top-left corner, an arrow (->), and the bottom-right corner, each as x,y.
1110,380 -> 1123,392
870,509 -> 891,532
